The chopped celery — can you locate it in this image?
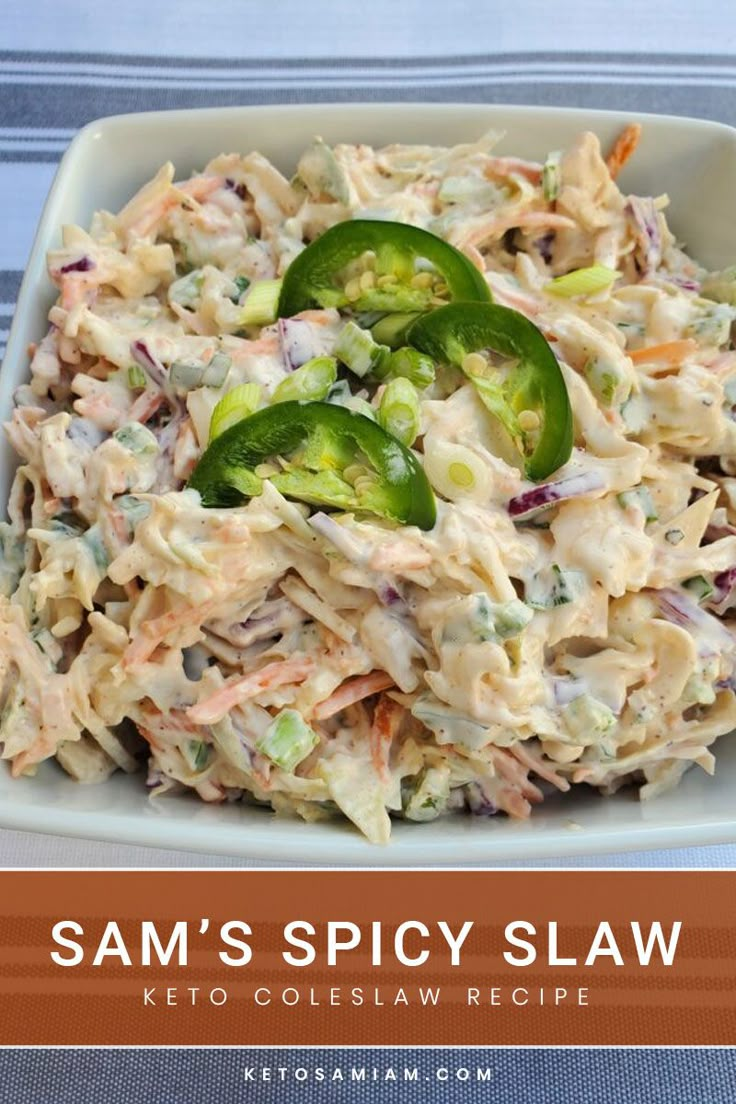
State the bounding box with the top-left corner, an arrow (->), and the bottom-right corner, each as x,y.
493,599 -> 535,638
542,151 -> 562,201
683,575 -> 715,602
170,361 -> 204,390
546,265 -> 620,298
380,346 -> 436,389
113,422 -> 159,455
617,485 -> 658,523
168,269 -> 204,308
371,312 -> 423,349
272,356 -> 337,404
202,352 -> 231,388
411,695 -> 491,751
208,383 -> 262,442
296,138 -> 350,204
443,594 -> 533,645
334,321 -> 389,378
127,365 -> 147,391
256,709 -> 319,772
378,377 -> 421,446
562,694 -> 617,741
583,357 -> 631,406
241,279 -> 282,326
404,764 -> 451,822
525,564 -> 585,609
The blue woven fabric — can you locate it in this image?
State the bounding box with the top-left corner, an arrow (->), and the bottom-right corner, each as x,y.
1,1048 -> 735,1103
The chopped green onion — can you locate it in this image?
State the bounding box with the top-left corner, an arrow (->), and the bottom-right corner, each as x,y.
370,312 -> 423,349
127,365 -> 147,391
380,346 -> 436,389
170,361 -> 204,391
202,352 -> 231,388
272,356 -> 337,404
208,383 -> 262,442
378,377 -> 421,446
448,462 -> 475,488
334,321 -> 389,378
241,279 -> 282,326
683,575 -> 715,602
542,151 -> 562,202
525,564 -> 584,609
256,708 -> 319,772
617,486 -> 658,523
187,740 -> 211,771
113,423 -> 159,455
325,379 -> 352,404
665,528 -> 684,546
546,265 -> 620,299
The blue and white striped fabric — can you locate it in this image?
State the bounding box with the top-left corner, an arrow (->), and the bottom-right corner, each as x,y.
1,0 -> 735,870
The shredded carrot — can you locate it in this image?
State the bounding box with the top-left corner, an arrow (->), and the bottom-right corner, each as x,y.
511,741 -> 570,792
605,123 -> 642,180
129,389 -> 164,424
484,156 -> 543,184
187,657 -> 315,726
312,670 -> 395,721
123,600 -> 216,668
629,339 -> 697,366
369,695 -> 404,782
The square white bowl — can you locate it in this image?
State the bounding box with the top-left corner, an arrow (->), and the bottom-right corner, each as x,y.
3,103 -> 736,865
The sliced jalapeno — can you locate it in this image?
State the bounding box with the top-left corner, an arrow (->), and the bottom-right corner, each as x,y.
408,302 -> 573,481
278,219 -> 491,318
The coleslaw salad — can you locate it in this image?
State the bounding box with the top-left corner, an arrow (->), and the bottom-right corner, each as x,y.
2,122 -> 736,844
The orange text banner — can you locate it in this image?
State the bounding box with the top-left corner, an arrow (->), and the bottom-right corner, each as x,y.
0,870 -> 734,1046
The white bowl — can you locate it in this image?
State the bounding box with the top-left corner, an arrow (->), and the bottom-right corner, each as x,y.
3,103 -> 736,864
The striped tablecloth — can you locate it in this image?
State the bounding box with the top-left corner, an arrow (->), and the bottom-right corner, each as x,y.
1,0 -> 735,869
